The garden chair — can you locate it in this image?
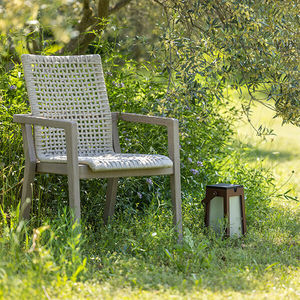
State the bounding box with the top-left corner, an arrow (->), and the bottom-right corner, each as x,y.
13,54 -> 182,238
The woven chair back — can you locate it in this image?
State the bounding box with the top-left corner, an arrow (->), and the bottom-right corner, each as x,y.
21,55 -> 114,160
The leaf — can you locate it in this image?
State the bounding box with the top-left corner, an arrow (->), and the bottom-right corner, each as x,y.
164,248 -> 174,262
264,262 -> 279,271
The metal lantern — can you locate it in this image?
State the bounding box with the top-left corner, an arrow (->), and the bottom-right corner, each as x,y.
202,184 -> 246,237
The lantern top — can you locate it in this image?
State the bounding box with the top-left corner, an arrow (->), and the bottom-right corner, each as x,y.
206,183 -> 243,190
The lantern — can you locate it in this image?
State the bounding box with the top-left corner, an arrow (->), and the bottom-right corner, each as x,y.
202,184 -> 246,237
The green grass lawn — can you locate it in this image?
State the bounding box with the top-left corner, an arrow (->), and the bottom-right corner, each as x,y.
1,204 -> 299,299
1,100 -> 299,299
234,100 -> 300,202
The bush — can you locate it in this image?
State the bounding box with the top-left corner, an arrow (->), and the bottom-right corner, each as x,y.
0,44 -> 278,230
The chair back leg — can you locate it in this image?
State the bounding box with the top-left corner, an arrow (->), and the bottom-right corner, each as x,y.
170,173 -> 182,241
103,178 -> 118,224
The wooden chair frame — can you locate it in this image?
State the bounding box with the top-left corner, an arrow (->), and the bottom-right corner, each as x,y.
14,111 -> 182,238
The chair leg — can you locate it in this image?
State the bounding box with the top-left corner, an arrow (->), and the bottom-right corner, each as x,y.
68,172 -> 81,222
103,178 -> 118,224
170,173 -> 183,241
20,161 -> 36,220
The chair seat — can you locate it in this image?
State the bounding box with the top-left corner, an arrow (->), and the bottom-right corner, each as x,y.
40,153 -> 173,172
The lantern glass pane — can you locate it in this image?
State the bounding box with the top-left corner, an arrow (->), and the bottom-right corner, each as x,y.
229,195 -> 242,237
208,196 -> 224,234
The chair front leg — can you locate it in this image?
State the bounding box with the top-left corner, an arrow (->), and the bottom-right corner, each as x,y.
67,172 -> 81,221
103,178 -> 118,224
21,161 -> 36,219
65,123 -> 81,222
20,124 -> 36,220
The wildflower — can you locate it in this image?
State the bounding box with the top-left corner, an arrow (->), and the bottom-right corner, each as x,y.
146,178 -> 153,185
120,82 -> 125,88
190,169 -> 199,175
188,157 -> 193,163
112,81 -> 118,87
137,192 -> 142,199
197,161 -> 204,167
10,85 -> 16,90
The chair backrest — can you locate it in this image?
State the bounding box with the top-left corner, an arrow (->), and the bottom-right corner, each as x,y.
21,54 -> 114,160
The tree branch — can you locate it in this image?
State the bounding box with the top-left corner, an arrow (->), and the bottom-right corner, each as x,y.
152,0 -> 168,8
61,0 -> 132,54
98,0 -> 109,18
76,0 -> 95,34
83,0 -> 89,10
109,0 -> 132,15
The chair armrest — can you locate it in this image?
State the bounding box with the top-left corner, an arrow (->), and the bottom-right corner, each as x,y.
13,114 -> 79,175
112,112 -> 177,128
13,114 -> 77,130
111,112 -> 180,165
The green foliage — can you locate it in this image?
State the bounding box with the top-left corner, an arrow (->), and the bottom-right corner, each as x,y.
0,0 -> 82,56
96,45 -> 278,223
0,3 -> 299,298
1,0 -> 298,125
147,0 -> 299,126
0,44 -> 285,225
0,209 -> 86,298
0,63 -> 28,211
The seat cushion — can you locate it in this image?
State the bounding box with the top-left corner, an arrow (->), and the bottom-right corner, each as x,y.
42,153 -> 173,172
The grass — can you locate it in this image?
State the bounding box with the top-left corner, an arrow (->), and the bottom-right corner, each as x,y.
1,98 -> 299,299
234,99 -> 300,201
1,204 -> 299,299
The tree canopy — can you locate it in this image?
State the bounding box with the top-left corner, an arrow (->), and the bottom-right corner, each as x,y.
0,0 -> 299,126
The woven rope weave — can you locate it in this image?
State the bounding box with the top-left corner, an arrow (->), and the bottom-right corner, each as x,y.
21,54 -> 173,171
22,54 -> 113,159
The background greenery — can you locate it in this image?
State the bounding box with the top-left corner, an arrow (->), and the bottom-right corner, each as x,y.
0,0 -> 299,299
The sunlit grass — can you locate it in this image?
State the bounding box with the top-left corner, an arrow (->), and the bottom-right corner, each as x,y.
233,96 -> 300,203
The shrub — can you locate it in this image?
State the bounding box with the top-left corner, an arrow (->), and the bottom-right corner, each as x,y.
0,45 -> 276,229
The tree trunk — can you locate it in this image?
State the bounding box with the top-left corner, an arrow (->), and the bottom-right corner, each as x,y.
61,0 -> 132,55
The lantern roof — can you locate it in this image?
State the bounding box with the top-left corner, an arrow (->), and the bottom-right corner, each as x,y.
206,183 -> 243,190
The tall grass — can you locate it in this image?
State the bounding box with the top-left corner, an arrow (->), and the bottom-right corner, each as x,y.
0,53 -> 299,299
